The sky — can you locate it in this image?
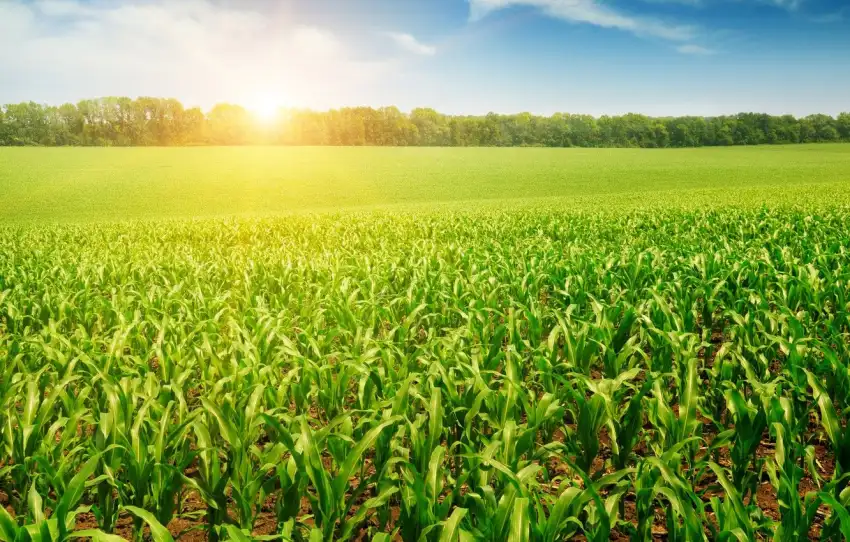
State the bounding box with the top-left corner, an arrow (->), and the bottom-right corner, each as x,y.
0,0 -> 848,117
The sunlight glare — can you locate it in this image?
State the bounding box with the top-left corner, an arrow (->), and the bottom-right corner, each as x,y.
247,94 -> 285,123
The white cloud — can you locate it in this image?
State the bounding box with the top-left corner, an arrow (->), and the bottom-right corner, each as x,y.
809,9 -> 846,23
676,44 -> 716,54
292,27 -> 345,59
386,32 -> 437,56
645,0 -> 805,8
762,0 -> 804,10
468,0 -> 697,41
642,0 -> 703,6
0,2 -> 34,38
34,0 -> 99,17
0,0 -> 391,110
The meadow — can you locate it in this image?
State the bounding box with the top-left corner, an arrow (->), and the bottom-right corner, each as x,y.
2,144 -> 850,222
2,145 -> 850,541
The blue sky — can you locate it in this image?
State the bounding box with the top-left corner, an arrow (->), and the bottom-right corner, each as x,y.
0,0 -> 848,116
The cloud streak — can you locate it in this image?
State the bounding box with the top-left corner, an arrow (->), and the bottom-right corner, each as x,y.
386,32 -> 437,55
642,0 -> 704,6
642,0 -> 807,9
762,0 -> 805,10
468,0 -> 698,41
676,44 -> 716,54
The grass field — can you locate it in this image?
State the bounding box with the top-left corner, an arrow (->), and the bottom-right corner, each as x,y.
2,145 -> 850,541
2,144 -> 850,222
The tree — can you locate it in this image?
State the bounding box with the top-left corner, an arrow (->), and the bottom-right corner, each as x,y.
806,114 -> 839,142
0,98 -> 847,149
207,103 -> 252,145
671,122 -> 695,147
410,108 -> 449,146
652,122 -> 670,148
838,113 -> 850,141
0,107 -> 8,146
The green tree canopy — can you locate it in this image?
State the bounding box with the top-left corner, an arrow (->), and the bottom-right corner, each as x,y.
1,97 -> 848,148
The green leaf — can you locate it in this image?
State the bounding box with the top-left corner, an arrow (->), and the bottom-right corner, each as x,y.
332,416 -> 400,499
56,454 -> 101,536
222,525 -> 252,542
438,508 -> 468,542
543,487 -> 584,542
0,506 -> 20,542
123,506 -> 175,542
817,493 -> 850,541
28,484 -> 45,526
200,398 -> 242,449
806,371 -> 841,449
70,530 -> 128,542
507,498 -> 529,542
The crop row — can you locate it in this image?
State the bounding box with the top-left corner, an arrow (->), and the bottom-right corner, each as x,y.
1,208 -> 850,540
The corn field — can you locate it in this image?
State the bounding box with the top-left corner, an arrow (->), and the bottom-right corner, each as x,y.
2,207 -> 850,541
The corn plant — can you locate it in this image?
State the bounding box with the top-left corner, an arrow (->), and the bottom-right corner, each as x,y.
2,206 -> 850,540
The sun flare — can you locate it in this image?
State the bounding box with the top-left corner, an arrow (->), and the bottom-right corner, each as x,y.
247,94 -> 285,123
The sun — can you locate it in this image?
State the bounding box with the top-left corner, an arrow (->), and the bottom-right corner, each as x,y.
247,94 -> 285,123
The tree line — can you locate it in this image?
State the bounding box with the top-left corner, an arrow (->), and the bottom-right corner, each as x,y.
2,97 -> 849,148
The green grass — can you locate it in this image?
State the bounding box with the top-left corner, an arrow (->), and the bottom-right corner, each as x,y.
2,144 -> 850,222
